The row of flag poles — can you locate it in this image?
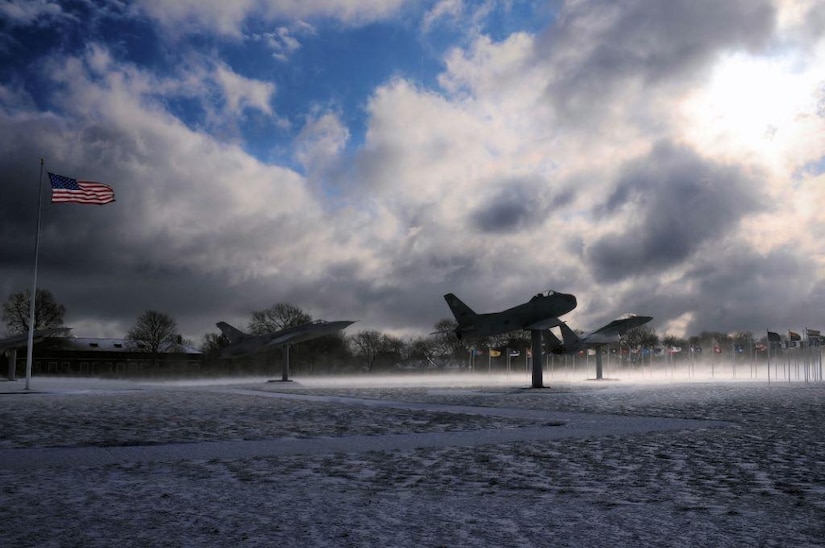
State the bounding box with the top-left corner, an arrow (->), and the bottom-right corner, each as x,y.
766,329 -> 822,347
765,328 -> 823,383
23,160 -> 115,389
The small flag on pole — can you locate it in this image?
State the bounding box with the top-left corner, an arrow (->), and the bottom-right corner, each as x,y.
48,172 -> 115,205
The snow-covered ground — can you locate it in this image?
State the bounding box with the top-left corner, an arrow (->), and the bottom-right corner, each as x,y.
1,372 -> 824,547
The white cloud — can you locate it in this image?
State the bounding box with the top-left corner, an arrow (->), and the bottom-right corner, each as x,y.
27,47 -> 374,292
136,0 -> 257,37
294,111 -> 350,173
4,0 -> 825,339
678,51 -> 825,175
421,0 -> 463,33
213,65 -> 275,116
137,0 -> 407,38
0,0 -> 66,27
251,21 -> 316,62
67,47 -> 282,140
345,0 -> 825,334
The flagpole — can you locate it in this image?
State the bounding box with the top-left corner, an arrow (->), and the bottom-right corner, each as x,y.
25,159 -> 46,390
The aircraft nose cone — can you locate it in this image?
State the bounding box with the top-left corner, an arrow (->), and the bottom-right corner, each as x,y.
563,292 -> 577,312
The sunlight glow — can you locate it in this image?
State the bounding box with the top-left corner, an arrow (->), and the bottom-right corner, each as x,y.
680,52 -> 818,169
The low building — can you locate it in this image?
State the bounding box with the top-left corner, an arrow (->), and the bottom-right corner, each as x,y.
8,337 -> 202,378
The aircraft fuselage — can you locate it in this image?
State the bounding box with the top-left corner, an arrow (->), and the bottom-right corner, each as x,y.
447,291 -> 577,340
551,314 -> 653,354
219,320 -> 355,358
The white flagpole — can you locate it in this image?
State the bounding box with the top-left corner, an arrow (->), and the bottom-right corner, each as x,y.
24,159 -> 46,390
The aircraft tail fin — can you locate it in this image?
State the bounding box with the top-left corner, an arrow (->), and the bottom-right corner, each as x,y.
216,322 -> 246,344
544,329 -> 564,353
443,294 -> 477,326
558,322 -> 581,347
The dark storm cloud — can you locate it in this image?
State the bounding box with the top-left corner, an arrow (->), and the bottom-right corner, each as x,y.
586,142 -> 764,282
471,177 -> 573,234
536,0 -> 776,124
0,113 -> 280,340
577,245 -> 816,338
680,247 -> 817,335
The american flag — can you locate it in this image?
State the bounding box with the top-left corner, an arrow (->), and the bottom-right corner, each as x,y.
48,172 -> 115,205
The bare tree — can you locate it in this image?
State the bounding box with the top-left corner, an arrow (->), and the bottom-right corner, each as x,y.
200,331 -> 230,360
2,288 -> 66,335
248,303 -> 311,334
661,334 -> 687,349
404,336 -> 431,365
350,330 -> 404,372
351,330 -> 382,372
431,318 -> 469,367
127,310 -> 179,353
624,325 -> 658,348
381,333 -> 405,367
731,330 -> 753,344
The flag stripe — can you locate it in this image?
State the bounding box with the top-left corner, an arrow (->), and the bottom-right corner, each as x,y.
48,173 -> 115,205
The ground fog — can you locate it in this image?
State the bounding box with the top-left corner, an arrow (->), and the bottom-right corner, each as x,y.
1,373 -> 824,547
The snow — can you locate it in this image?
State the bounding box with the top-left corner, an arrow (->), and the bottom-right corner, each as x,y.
1,372 -> 824,547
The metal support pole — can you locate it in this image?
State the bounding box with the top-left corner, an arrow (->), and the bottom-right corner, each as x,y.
531,330 -> 543,388
282,344 -> 290,381
595,348 -> 603,380
6,349 -> 16,381
25,159 -> 46,390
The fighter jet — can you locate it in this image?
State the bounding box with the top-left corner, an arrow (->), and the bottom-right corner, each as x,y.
0,327 -> 71,352
2,327 -> 71,380
442,290 -> 577,340
546,314 -> 653,355
216,320 -> 356,358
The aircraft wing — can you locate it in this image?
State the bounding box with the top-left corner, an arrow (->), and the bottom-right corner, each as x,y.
267,332 -> 308,347
0,334 -> 27,352
584,315 -> 653,344
265,320 -> 356,347
0,327 -> 71,352
525,317 -> 564,331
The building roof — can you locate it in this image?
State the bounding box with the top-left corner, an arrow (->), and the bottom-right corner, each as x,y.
57,337 -> 201,355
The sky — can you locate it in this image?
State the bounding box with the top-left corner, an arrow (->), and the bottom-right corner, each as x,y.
1,0 -> 824,344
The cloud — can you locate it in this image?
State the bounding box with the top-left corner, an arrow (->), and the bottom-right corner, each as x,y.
776,0 -> 825,44
251,22 -> 316,61
137,0 -> 407,38
59,45 -> 283,143
213,64 -> 275,116
3,0 -> 825,343
0,0 -> 67,27
471,177 -> 574,234
586,142 -> 765,282
294,111 -> 350,175
535,0 -> 777,128
421,0 -> 463,33
0,46 -> 359,338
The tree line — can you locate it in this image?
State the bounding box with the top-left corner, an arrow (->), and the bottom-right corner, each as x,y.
2,288 -> 779,375
2,289 -> 184,355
